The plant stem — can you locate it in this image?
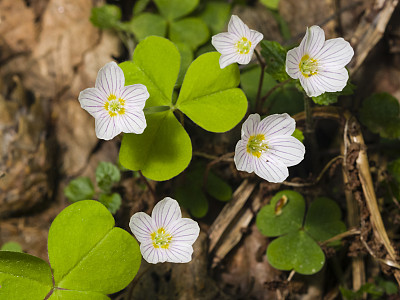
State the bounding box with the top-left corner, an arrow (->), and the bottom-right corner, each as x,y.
254,49 -> 266,113
143,106 -> 171,114
303,94 -> 319,172
138,171 -> 156,202
261,78 -> 291,114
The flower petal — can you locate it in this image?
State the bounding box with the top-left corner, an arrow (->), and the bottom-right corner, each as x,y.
140,241 -> 162,264
219,52 -> 240,69
286,47 -> 302,79
316,38 -> 354,70
299,25 -> 325,57
249,29 -> 263,47
78,88 -> 108,118
253,155 -> 289,183
95,115 -> 121,140
118,110 -> 147,134
257,113 -> 296,137
234,140 -> 255,173
95,61 -> 125,97
241,113 -> 260,139
312,68 -> 349,94
212,32 -> 236,55
151,197 -> 182,230
129,212 -> 156,243
228,15 -> 250,39
166,242 -> 194,263
299,75 -> 324,97
168,218 -> 200,246
265,135 -> 305,167
120,84 -> 150,111
236,52 -> 253,65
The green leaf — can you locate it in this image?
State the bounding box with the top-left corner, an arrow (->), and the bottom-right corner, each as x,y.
64,177 -> 95,203
206,171 -> 232,202
175,185 -> 208,218
292,128 -> 304,143
98,193 -> 122,214
199,2 -> 231,35
48,200 -> 141,294
312,80 -> 355,105
266,83 -> 304,115
96,162 -> 121,193
304,197 -> 346,242
49,290 -> 110,300
176,52 -> 247,132
260,40 -> 289,82
119,36 -> 180,107
119,111 -> 192,181
133,0 -> 151,15
90,5 -> 121,29
0,251 -> 52,299
266,230 -> 325,275
175,43 -> 194,86
260,0 -> 279,10
1,241 -> 22,252
154,0 -> 199,20
240,65 -> 277,110
256,190 -> 305,237
125,13 -> 167,41
359,92 -> 400,139
169,18 -> 209,50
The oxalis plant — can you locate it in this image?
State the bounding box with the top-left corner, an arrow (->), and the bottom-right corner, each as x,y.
2,0 -> 400,299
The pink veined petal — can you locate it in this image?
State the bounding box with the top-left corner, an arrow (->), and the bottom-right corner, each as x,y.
241,113 -> 260,139
299,75 -> 325,97
219,52 -> 240,69
265,135 -> 305,167
234,140 -> 255,173
236,52 -> 253,65
253,154 -> 289,183
312,68 -> 348,94
211,32 -> 236,55
117,110 -> 147,135
168,218 -> 200,246
249,29 -> 263,47
299,25 -> 325,57
129,212 -> 156,244
95,61 -> 125,97
316,38 -> 354,70
228,15 -> 250,40
151,197 -> 182,230
78,87 -> 108,118
257,113 -> 296,137
140,241 -> 161,264
166,242 -> 194,263
286,47 -> 302,79
94,115 -> 120,140
120,84 -> 150,111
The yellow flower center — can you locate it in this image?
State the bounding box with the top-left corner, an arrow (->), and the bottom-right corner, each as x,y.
151,227 -> 172,249
104,94 -> 125,117
246,134 -> 268,158
299,54 -> 318,77
236,37 -> 252,54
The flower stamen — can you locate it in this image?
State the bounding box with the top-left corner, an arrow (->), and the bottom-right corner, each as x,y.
151,227 -> 172,249
104,94 -> 125,117
247,134 -> 268,158
299,54 -> 318,77
236,37 -> 252,55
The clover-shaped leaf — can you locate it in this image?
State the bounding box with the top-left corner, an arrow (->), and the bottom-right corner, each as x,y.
96,162 -> 121,193
125,13 -> 167,41
169,18 -> 209,51
256,190 -> 305,237
154,0 -> 199,21
199,1 -> 231,36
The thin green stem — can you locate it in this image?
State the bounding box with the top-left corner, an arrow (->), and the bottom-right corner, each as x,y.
261,78 -> 291,114
143,106 -> 171,114
254,49 -> 266,113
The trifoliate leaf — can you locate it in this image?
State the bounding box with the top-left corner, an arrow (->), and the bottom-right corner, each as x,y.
292,128 -> 304,143
96,162 -> 121,193
176,52 -> 247,132
1,242 -> 22,252
169,18 -> 209,50
48,289 -> 110,300
256,190 -> 305,237
260,40 -> 289,82
199,2 -> 231,35
175,43 -> 194,86
205,171 -> 232,202
360,92 -> 400,139
64,177 -> 95,203
90,5 -> 121,30
266,230 -> 325,275
260,0 -> 280,10
125,13 -> 167,41
98,193 -> 122,214
154,0 -> 199,20
48,200 -> 141,294
175,185 -> 208,218
133,0 -> 151,15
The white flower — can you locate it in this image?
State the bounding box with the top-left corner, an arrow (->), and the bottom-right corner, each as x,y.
129,197 -> 200,264
285,25 -> 354,97
211,15 -> 263,69
78,62 -> 149,140
234,113 -> 305,183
